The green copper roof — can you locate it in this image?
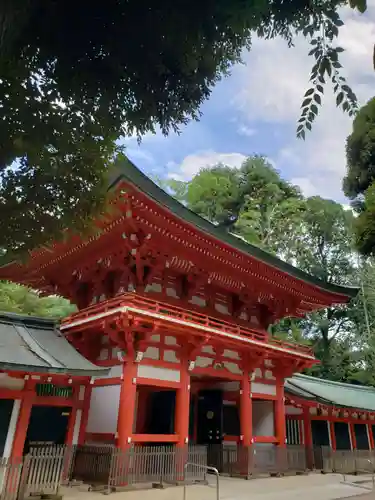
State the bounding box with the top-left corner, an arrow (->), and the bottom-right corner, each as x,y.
109,159 -> 358,300
286,374 -> 375,411
0,312 -> 109,377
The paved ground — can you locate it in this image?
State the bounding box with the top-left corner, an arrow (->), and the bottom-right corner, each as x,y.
60,472 -> 375,500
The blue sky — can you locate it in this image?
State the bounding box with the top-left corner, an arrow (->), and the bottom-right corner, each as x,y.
122,2 -> 375,203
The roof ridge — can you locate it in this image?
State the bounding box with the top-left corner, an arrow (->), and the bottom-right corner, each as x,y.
291,373 -> 375,392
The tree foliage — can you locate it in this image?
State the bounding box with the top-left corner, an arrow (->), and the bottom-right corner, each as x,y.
0,281 -> 76,318
344,98 -> 375,256
0,0 -> 366,258
163,157 -> 375,384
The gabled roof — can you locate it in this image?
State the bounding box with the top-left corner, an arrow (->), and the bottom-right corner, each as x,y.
0,312 -> 109,377
285,374 -> 375,411
108,159 -> 358,300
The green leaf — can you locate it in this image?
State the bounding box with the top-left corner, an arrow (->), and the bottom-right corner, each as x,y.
304,88 -> 314,97
314,94 -> 322,104
302,98 -> 312,107
336,92 -> 344,106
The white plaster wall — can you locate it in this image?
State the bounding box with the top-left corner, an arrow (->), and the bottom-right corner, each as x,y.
253,400 -> 275,437
252,382 -> 276,396
2,400 -> 20,458
79,386 -> 86,401
86,385 -> 121,434
164,350 -> 179,363
189,296 -> 205,306
144,347 -> 159,360
223,350 -> 239,359
195,356 -> 213,368
223,362 -> 242,375
285,406 -> 303,415
72,409 -> 82,445
137,365 -> 180,382
215,303 -> 229,315
165,336 -> 177,345
0,375 -> 24,390
220,381 -> 240,391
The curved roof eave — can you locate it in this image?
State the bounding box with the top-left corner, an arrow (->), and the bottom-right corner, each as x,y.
108,159 -> 359,301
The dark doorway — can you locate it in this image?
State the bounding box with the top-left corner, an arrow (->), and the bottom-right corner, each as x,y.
197,390 -> 223,445
311,419 -> 330,470
334,422 -> 351,450
189,395 -> 196,441
311,420 -> 330,447
0,399 -> 14,456
24,405 -> 71,454
353,423 -> 369,450
197,390 -> 223,470
145,390 -> 176,435
223,404 -> 240,437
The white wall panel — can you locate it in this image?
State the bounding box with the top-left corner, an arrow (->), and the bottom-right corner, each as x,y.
86,385 -> 121,434
252,382 -> 276,396
253,400 -> 275,437
137,365 -> 180,382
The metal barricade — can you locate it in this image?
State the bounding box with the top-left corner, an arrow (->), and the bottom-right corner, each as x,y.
183,463 -> 219,500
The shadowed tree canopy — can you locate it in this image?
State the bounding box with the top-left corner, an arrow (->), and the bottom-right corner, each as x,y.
0,0 -> 365,258
343,97 -> 375,255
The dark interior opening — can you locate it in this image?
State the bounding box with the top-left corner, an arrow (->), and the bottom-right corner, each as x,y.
0,399 -> 14,456
354,423 -> 369,450
24,405 -> 71,454
223,404 -> 240,437
334,422 -> 351,450
144,390 -> 176,435
189,395 -> 196,440
311,420 -> 330,447
197,389 -> 223,445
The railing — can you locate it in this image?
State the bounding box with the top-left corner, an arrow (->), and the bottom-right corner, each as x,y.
0,458 -> 23,500
321,447 -> 375,476
108,444 -> 207,491
62,293 -> 314,357
207,444 -> 307,479
70,444 -> 113,486
0,446 -> 67,500
20,446 -> 66,498
183,464 -> 219,500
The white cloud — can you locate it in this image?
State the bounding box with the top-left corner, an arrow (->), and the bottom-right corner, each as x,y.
168,150 -> 247,180
290,177 -> 318,197
231,2 -> 375,200
237,125 -> 256,137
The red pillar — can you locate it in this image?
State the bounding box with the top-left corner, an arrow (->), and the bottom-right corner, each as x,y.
117,360 -> 137,449
175,362 -> 190,446
275,379 -> 286,448
349,423 -> 356,450
12,383 -> 34,457
303,407 -> 313,468
240,372 -> 252,446
78,386 -> 92,445
65,387 -> 79,445
368,423 -> 374,450
329,421 -> 337,450
303,408 -> 313,448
